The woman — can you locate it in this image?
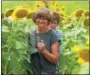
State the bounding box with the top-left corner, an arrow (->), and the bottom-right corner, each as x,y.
28,7 -> 60,75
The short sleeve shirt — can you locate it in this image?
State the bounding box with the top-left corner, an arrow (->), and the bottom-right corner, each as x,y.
36,29 -> 59,72
53,30 -> 63,54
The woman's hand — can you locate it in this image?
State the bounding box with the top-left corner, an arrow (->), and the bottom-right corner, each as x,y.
37,40 -> 59,64
37,40 -> 46,53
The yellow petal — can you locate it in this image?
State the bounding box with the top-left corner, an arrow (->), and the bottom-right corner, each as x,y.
72,45 -> 82,54
86,37 -> 89,45
77,57 -> 86,64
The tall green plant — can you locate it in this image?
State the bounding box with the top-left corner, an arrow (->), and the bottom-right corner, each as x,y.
2,18 -> 33,74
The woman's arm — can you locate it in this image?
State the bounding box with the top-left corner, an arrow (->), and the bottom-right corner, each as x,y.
37,41 -> 59,64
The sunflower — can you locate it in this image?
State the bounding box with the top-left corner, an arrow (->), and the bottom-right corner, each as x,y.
86,37 -> 89,45
84,11 -> 90,17
11,7 -> 29,20
75,9 -> 84,18
80,50 -> 89,62
48,1 -> 59,11
61,6 -> 66,12
55,2 -> 59,8
48,1 -> 55,9
77,57 -> 86,64
71,45 -> 82,54
1,13 -> 4,19
5,9 -> 14,17
49,1 -> 55,5
43,0 -> 49,8
49,1 -> 59,6
84,18 -> 89,27
58,6 -> 67,17
34,1 -> 45,9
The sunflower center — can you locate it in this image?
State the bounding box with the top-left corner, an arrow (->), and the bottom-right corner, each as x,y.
37,4 -> 40,8
84,11 -> 89,17
75,10 -> 84,17
84,18 -> 89,26
80,51 -> 89,61
15,9 -> 28,18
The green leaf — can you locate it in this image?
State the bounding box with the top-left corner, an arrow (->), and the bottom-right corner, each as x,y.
2,52 -> 11,62
7,52 -> 22,74
15,41 -> 23,49
58,54 -> 69,72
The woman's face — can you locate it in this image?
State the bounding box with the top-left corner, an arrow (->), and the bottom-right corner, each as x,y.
36,17 -> 48,28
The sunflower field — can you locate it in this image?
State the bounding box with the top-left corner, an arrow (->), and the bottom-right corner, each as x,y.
1,1 -> 89,75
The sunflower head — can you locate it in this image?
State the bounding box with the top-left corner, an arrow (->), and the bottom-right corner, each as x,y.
35,1 -> 45,9
75,9 -> 84,18
55,3 -> 59,7
86,37 -> 89,45
15,9 -> 28,18
43,1 -> 49,8
50,1 -> 58,6
84,18 -> 89,27
52,1 -> 55,5
5,9 -> 14,17
37,4 -> 40,8
61,6 -> 66,12
1,13 -> 4,19
11,8 -> 29,20
77,57 -> 86,64
80,50 -> 89,62
71,45 -> 82,54
84,11 -> 90,17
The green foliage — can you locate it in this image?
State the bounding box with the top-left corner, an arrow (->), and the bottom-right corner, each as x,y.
2,18 -> 89,74
58,17 -> 89,74
2,19 -> 33,74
